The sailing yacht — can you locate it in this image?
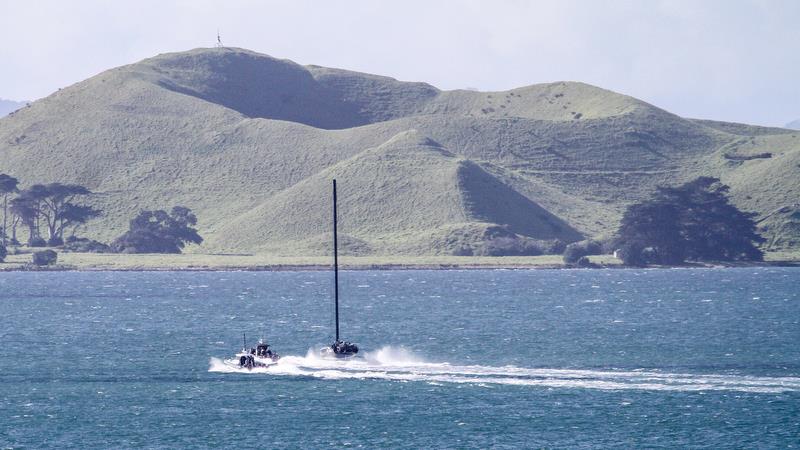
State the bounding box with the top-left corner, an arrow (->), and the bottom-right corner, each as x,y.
320,179 -> 359,358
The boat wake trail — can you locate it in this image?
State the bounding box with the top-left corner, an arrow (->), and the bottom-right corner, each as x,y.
209,346 -> 800,393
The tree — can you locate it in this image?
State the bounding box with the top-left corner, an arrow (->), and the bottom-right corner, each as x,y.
616,200 -> 685,265
615,177 -> 765,265
111,206 -> 203,254
676,178 -> 765,261
61,203 -> 102,240
0,174 -> 19,247
10,183 -> 100,246
7,212 -> 21,245
614,241 -> 647,266
37,183 -> 94,244
10,187 -> 46,246
0,244 -> 6,263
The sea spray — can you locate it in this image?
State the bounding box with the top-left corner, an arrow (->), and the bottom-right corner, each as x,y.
209,346 -> 800,393
364,345 -> 427,366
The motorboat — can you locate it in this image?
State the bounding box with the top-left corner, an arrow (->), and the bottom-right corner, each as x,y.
227,334 -> 280,369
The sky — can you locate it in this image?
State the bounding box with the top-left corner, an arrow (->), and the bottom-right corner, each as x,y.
1,0 -> 798,126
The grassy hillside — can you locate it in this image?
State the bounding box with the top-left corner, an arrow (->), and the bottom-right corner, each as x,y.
0,47 -> 798,255
207,130 -> 582,254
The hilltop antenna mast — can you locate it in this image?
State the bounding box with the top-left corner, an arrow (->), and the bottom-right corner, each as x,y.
216,30 -> 224,48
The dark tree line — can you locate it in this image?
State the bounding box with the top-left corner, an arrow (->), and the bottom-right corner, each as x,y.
11,183 -> 100,246
0,174 -> 101,247
614,177 -> 765,265
0,173 -> 203,262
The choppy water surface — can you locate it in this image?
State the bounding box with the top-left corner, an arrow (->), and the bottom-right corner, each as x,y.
1,268 -> 799,448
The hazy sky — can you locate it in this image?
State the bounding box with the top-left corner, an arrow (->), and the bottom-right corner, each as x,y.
1,0 -> 798,126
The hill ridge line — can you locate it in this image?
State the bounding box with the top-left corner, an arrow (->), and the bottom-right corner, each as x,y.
1,47 -> 798,254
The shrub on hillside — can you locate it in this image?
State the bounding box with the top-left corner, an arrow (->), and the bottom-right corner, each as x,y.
593,235 -> 618,255
543,239 -> 567,255
575,256 -> 594,268
563,240 -> 602,264
448,226 -> 565,257
615,242 -> 647,266
461,236 -> 570,257
47,236 -> 64,247
452,246 -> 474,256
63,238 -> 111,253
0,244 -> 6,262
475,236 -> 544,256
29,237 -> 47,247
32,249 -> 57,266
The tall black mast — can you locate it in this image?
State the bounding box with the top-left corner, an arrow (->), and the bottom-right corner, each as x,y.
333,179 -> 340,342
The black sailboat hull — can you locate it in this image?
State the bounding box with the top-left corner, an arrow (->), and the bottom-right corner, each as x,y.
319,348 -> 357,358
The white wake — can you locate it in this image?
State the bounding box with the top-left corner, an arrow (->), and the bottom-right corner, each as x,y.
209,346 -> 800,393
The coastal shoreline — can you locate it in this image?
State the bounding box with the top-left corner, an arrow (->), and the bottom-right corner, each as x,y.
1,251 -> 797,272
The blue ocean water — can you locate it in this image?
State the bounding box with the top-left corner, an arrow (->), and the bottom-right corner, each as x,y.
1,268 -> 798,448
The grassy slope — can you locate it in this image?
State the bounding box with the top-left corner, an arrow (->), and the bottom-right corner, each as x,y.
0,47 -> 798,255
206,130 -> 582,254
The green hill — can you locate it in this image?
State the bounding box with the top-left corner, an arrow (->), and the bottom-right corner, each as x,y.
207,130 -> 582,255
1,47 -> 798,255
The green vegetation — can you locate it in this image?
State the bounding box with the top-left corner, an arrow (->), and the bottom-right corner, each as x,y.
32,249 -> 57,266
0,173 -> 19,247
0,48 -> 798,259
614,177 -> 764,265
111,206 -> 202,253
63,237 -> 111,253
562,240 -> 603,265
7,182 -> 100,246
209,131 -> 581,255
0,171 -> 202,258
